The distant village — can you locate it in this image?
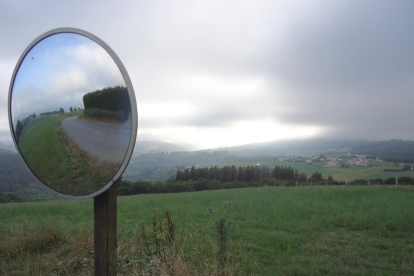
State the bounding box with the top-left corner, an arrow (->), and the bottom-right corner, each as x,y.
278,154 -> 413,170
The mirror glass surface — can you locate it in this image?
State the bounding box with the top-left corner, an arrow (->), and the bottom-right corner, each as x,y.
10,33 -> 132,196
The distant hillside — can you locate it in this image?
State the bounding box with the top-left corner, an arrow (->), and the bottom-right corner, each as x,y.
124,139 -> 414,182
133,140 -> 197,156
0,149 -> 58,201
0,142 -> 17,153
218,139 -> 414,161
0,148 -> 15,156
0,148 -> 37,193
2,138 -> 414,195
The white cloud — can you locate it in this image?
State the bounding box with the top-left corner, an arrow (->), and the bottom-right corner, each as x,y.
139,118 -> 322,149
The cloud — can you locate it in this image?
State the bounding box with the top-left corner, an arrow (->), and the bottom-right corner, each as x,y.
1,0 -> 414,149
258,0 -> 414,139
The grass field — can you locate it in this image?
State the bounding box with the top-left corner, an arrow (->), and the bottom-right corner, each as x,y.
216,161 -> 414,182
1,186 -> 414,275
19,115 -> 52,137
19,111 -> 119,195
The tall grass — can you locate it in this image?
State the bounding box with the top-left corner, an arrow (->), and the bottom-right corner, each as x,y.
208,202 -> 235,274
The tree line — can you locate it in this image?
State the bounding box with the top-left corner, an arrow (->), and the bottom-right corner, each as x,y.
83,86 -> 131,120
174,165 -> 325,183
15,113 -> 37,142
40,108 -> 64,116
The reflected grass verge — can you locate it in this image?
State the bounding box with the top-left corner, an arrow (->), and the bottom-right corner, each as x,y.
78,111 -> 126,126
82,108 -> 126,124
19,112 -> 119,196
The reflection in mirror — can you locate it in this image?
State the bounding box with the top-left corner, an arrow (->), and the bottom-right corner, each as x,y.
11,33 -> 132,196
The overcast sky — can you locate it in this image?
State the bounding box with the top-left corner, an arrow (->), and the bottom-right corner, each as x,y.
1,0 -> 413,149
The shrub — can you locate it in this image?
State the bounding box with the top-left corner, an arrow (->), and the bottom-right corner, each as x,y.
208,202 -> 235,274
83,108 -> 126,122
83,86 -> 131,117
384,177 -> 396,185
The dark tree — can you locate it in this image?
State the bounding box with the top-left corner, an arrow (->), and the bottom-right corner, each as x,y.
15,120 -> 23,141
309,171 -> 323,182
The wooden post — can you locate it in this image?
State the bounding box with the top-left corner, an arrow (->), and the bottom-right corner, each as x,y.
396,177 -> 398,188
94,183 -> 117,276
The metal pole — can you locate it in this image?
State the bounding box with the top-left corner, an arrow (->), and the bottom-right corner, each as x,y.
94,183 -> 117,276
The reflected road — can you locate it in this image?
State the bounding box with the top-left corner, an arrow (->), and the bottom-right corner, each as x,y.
61,116 -> 131,162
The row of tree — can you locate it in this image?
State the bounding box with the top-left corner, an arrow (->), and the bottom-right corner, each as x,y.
15,113 -> 38,143
83,86 -> 131,117
40,108 -> 65,116
174,165 -> 329,183
16,106 -> 81,140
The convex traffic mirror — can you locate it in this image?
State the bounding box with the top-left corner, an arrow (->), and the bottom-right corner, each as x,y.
8,28 -> 137,198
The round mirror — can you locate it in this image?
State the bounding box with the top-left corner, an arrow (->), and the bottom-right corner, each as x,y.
8,28 -> 137,199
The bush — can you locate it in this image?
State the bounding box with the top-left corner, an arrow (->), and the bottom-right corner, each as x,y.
370,178 -> 383,184
384,177 -> 396,185
399,176 -> 414,185
83,108 -> 126,122
0,192 -> 24,203
351,179 -> 368,185
284,180 -> 295,187
83,86 -> 131,118
208,202 -> 235,274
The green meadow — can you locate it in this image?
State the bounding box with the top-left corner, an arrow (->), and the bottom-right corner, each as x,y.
19,115 -> 52,137
1,186 -> 413,275
216,161 -> 414,182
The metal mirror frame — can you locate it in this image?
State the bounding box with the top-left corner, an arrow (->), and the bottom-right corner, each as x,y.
7,27 -> 138,200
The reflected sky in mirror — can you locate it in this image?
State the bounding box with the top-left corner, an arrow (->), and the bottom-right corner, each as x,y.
10,33 -> 132,196
12,33 -> 125,120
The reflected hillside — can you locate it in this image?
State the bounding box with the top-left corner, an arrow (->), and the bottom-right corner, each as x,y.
18,109 -> 120,196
